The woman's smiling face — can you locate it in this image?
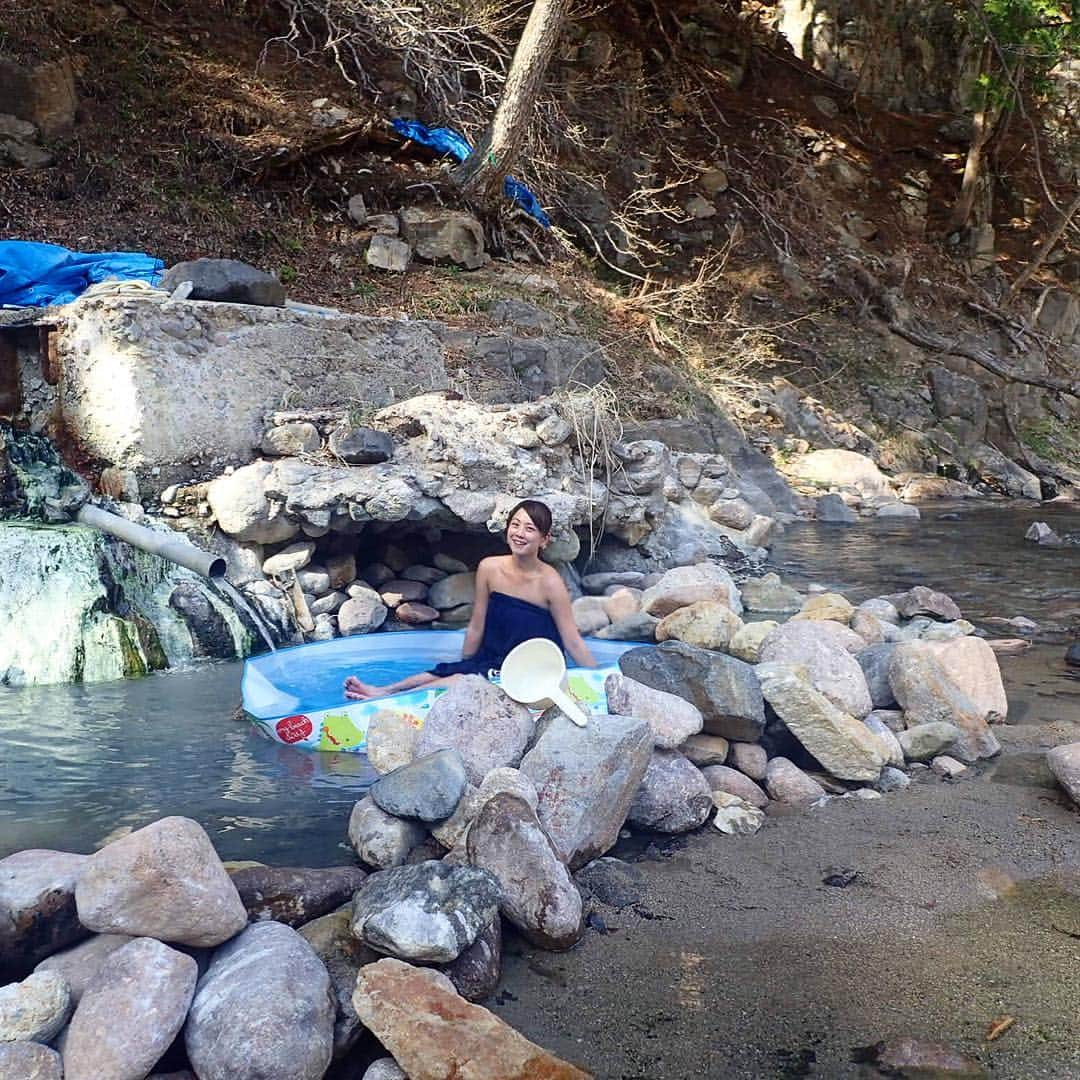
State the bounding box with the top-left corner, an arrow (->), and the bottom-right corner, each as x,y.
506,508 -> 548,556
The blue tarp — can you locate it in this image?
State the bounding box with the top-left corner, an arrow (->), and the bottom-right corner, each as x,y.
0,240 -> 164,307
392,119 -> 551,228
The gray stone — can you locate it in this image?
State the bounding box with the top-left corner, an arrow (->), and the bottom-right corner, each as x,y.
438,913 -> 501,1002
161,259 -> 286,307
431,768 -> 539,850
229,865 -> 367,927
309,590 -> 347,616
581,572 -> 647,593
877,502 -> 921,519
400,207 -> 485,270
897,722 -> 960,762
396,601 -> 439,624
627,749 -> 713,833
728,741 -> 768,781
185,922 -> 334,1080
433,552 -> 470,574
759,622 -> 872,719
864,715 -> 904,768
859,598 -> 900,624
875,766 -> 911,793
350,860 -> 500,962
886,585 -> 962,622
1046,742 -> 1080,806
595,612 -> 658,641
348,796 -> 427,869
604,673 -> 703,749
678,733 -> 730,767
850,609 -> 888,645
816,493 -> 858,523
261,422 -> 321,457
467,795 -> 584,951
347,193 -> 368,225
363,1059 -> 407,1080
296,564 -> 331,595
62,938 -> 197,1080
857,643 -> 899,708
929,636 -> 1008,721
640,562 -> 742,617
0,970 -> 71,1043
370,749 -> 469,822
619,641 -> 765,741
574,858 -> 646,910
337,591 -> 388,635
428,572 -> 476,610
794,449 -> 891,495
75,817 -> 246,947
757,663 -> 887,782
572,595 -> 610,634
328,426 -> 394,464
0,849 -> 88,979
520,711 -> 652,870
700,764 -> 769,808
931,755 -> 968,779
325,552 -> 357,590
740,572 -> 802,612
764,757 -> 827,804
0,1042 -> 63,1080
366,234 -> 411,272
262,541 -> 316,576
415,676 -> 534,785
35,933 -> 133,1003
401,564 -> 445,585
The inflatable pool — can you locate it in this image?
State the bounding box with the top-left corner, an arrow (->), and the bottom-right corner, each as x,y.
242,630 -> 638,754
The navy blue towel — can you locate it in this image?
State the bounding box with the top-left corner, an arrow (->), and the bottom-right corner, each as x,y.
429,591 -> 563,678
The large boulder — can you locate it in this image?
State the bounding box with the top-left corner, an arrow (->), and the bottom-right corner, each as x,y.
431,767 -> 539,850
35,933 -> 133,1003
619,641 -> 765,741
927,637 -> 1008,721
75,817 -> 247,947
888,642 -> 1000,761
62,938 -> 197,1080
161,258 -> 286,307
228,866 -> 367,927
519,712 -> 652,870
603,673 -> 703,748
350,861 -> 500,963
0,970 -> 71,1043
0,849 -> 88,979
655,599 -> 743,650
352,959 -> 590,1079
1046,743 -> 1080,807
640,563 -> 742,617
185,922 -> 334,1080
348,796 -> 427,869
415,676 -> 534,784
789,449 -> 891,495
467,795 -> 584,950
759,621 -> 872,719
757,663 -> 888,782
400,207 -> 486,270
0,1042 -> 63,1079
370,749 -> 469,822
626,750 -> 714,833
207,462 -> 298,544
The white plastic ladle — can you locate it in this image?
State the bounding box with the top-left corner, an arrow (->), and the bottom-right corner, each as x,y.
498,637 -> 589,727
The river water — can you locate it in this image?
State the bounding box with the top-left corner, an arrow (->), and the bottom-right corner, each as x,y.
2,501 -> 1077,866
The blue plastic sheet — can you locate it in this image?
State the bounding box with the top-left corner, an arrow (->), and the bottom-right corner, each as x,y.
392,118 -> 551,228
0,240 -> 164,307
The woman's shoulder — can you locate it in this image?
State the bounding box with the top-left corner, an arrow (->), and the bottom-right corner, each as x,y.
540,561 -> 570,595
476,555 -> 509,578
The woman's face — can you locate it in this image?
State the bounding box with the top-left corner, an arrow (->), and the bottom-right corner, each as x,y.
507,509 -> 548,556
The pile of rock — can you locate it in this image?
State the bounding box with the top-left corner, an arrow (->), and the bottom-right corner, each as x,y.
357,205 -> 488,273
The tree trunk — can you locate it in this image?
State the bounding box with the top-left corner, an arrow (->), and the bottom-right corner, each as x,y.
452,0 -> 566,197
949,44 -> 994,234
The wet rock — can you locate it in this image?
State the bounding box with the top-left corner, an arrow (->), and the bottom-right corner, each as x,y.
764,757 -> 827,804
337,590 -> 389,635
348,796 -> 427,869
889,642 -> 1000,761
0,970 -> 71,1043
627,749 -> 714,833
370,749 -> 468,823
1046,742 -> 1080,806
700,764 -> 769,808
519,712 -> 652,869
857,643 -> 899,708
400,207 -> 486,270
640,563 -> 742,617
679,733 -> 730,766
1025,520 -> 1061,545
728,619 -> 777,662
757,663 -> 886,781
863,715 -> 904,768
169,582 -> 236,660
35,933 -> 133,1003
604,672 -> 703,749
873,1037 -> 986,1077
0,849 -> 88,979
931,755 -> 968,779
365,709 -> 421,774
228,865 -> 367,927
416,676 -> 534,784
928,636 -> 1008,721
185,922 -> 334,1080
877,501 -> 921,519
352,958 -> 590,1079
574,858 -> 646,909
655,600 -> 743,651
816,493 -> 858,523
619,641 -> 765,741
439,913 -> 501,1002
759,622 -> 872,719
298,907 -> 380,1057
0,1042 -> 63,1080
885,585 -> 962,622
711,791 -> 766,834
897,722 -> 960,762
351,860 -> 500,962
729,741 -> 768,780
261,422 -> 321,457
75,817 -> 246,947
740,572 -> 802,613
328,426 -> 394,465
161,258 -> 286,307
467,795 -> 583,950
62,938 -> 197,1080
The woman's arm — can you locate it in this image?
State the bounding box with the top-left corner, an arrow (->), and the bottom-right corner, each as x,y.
461,559 -> 492,659
545,570 -> 597,668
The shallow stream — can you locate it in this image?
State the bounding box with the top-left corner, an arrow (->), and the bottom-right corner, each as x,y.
2,501 -> 1077,865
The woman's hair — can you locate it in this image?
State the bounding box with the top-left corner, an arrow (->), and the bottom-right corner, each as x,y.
505,498 -> 553,538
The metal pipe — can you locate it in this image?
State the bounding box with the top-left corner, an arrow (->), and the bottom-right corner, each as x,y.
76,504 -> 227,579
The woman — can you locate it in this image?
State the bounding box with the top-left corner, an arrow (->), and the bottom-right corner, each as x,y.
343,499 -> 596,701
